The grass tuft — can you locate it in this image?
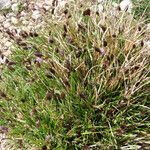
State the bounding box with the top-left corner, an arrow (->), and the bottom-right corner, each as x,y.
0,1 -> 150,149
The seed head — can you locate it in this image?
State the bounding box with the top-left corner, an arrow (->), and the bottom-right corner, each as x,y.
83,9 -> 91,16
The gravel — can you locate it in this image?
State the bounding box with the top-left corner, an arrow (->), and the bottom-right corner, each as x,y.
0,0 -> 69,67
0,0 -> 11,10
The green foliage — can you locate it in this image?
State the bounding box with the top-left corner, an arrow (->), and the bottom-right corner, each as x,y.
132,0 -> 150,22
0,1 -> 149,149
113,0 -> 150,22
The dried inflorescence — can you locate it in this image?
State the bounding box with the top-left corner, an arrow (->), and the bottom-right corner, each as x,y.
0,1 -> 149,149
24,1 -> 149,103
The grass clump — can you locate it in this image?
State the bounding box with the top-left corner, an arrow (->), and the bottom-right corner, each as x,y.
0,1 -> 150,149
131,0 -> 150,21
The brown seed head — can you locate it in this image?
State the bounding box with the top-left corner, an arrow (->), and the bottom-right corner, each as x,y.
83,9 -> 91,16
34,51 -> 43,57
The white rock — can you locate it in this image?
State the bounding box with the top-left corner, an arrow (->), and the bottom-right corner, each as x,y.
23,3 -> 27,8
3,49 -> 12,56
146,23 -> 150,31
20,11 -> 26,16
11,3 -> 19,13
120,0 -> 133,13
34,5 -> 39,10
11,17 -> 18,24
45,0 -> 53,5
144,39 -> 150,48
0,0 -> 11,10
98,4 -> 103,12
5,41 -> 12,47
0,55 -> 7,64
12,0 -> 18,3
20,16 -> 26,21
6,12 -> 14,18
58,0 -> 67,7
97,0 -> 105,3
1,37 -> 8,44
15,29 -> 21,37
0,16 -> 5,23
43,5 -> 51,11
32,10 -> 41,20
21,26 -> 29,32
3,21 -> 11,28
22,20 -> 28,25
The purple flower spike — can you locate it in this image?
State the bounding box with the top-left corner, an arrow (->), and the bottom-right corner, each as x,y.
100,48 -> 105,55
36,57 -> 43,63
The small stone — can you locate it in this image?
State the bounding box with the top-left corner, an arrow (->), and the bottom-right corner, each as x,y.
98,4 -> 103,12
144,39 -> 150,48
11,3 -> 19,13
11,0 -> 18,3
3,50 -> 12,56
0,55 -> 7,64
22,20 -> 28,25
20,11 -> 26,16
44,0 -> 52,5
43,5 -> 50,11
23,3 -> 27,7
0,0 -> 11,10
21,26 -> 29,32
32,10 -> 41,20
120,0 -> 132,12
5,41 -> 12,47
0,16 -> 5,23
20,16 -> 26,21
97,0 -> 105,2
11,17 -> 18,24
6,12 -> 14,18
3,22 -> 11,28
